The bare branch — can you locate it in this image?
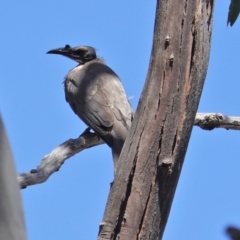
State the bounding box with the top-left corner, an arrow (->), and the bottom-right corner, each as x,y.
18,128 -> 104,189
17,112 -> 240,189
195,113 -> 240,130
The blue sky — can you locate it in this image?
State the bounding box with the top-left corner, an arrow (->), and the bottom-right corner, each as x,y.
1,1 -> 240,239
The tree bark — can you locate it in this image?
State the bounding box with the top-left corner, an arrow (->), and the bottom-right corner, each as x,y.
98,0 -> 214,239
0,114 -> 26,240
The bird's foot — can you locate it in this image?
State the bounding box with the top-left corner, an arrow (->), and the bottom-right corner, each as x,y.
79,127 -> 91,137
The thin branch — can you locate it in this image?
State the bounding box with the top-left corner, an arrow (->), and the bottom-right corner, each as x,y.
18,128 -> 104,189
17,113 -> 239,189
195,113 -> 240,130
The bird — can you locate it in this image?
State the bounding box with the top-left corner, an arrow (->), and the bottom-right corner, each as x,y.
47,44 -> 133,173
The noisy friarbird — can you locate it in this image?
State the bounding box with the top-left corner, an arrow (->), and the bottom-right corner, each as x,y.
47,45 -> 133,173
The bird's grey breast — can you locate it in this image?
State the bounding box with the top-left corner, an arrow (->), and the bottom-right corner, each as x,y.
64,60 -> 133,139
64,64 -> 98,101
63,61 -> 115,128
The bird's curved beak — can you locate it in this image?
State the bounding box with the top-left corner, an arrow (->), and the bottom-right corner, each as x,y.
47,46 -> 73,57
47,45 -> 82,63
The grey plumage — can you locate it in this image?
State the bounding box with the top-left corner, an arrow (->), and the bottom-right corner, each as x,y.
47,45 -> 133,172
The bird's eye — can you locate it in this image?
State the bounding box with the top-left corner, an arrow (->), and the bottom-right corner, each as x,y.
76,49 -> 84,55
85,53 -> 90,59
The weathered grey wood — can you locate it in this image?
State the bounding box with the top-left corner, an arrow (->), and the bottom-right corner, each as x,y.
98,1 -> 214,239
17,112 -> 239,189
195,113 -> 240,130
0,114 -> 27,240
18,129 -> 104,189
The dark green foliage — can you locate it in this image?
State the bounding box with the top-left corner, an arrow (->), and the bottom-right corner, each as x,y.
227,0 -> 240,26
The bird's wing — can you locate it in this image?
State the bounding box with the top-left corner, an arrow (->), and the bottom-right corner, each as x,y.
64,61 -> 133,143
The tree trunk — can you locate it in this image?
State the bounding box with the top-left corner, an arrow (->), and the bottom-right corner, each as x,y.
0,114 -> 26,240
98,0 -> 214,239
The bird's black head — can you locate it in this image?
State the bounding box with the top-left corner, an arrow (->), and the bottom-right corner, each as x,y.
47,44 -> 97,64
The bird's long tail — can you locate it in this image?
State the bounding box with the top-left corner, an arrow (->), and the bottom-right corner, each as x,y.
112,139 -> 124,175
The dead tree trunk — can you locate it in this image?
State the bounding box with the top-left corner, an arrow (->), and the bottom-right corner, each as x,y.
98,0 -> 214,239
0,114 -> 26,240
